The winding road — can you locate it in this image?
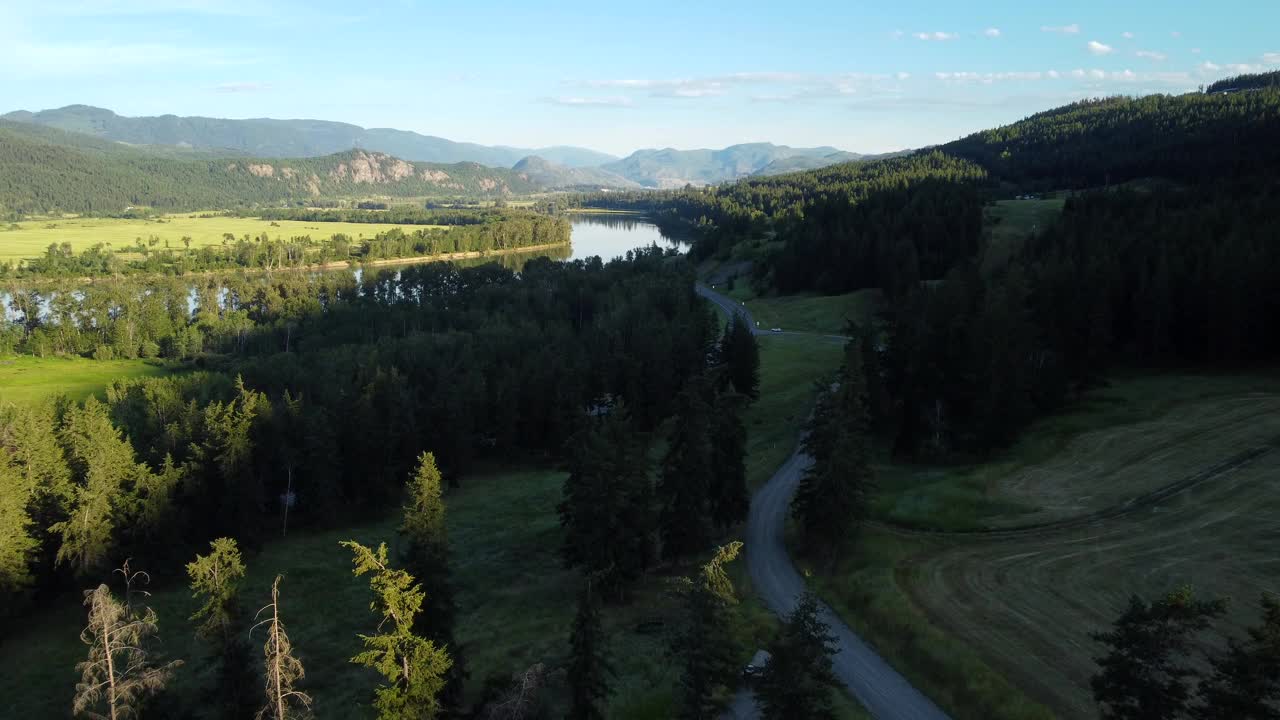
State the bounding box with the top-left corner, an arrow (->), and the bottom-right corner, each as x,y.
698,285 -> 950,720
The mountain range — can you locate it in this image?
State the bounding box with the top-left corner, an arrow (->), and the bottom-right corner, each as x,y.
1,105 -> 863,188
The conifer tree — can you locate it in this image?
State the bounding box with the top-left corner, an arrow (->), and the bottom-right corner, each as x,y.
757,593 -> 838,720
74,561 -> 181,720
670,542 -> 743,720
719,314 -> 760,400
567,578 -> 612,720
0,449 -> 36,595
399,452 -> 464,714
1090,587 -> 1227,720
658,382 -> 714,561
707,391 -> 748,531
253,576 -> 311,720
558,409 -> 654,598
1194,593 -> 1280,719
187,538 -> 255,719
341,541 -> 452,720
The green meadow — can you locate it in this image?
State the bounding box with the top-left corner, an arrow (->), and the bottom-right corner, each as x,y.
0,355 -> 172,406
0,213 -> 429,263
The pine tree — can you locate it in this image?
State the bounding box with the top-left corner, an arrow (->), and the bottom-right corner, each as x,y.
1194,593 -> 1280,719
1090,587 -> 1227,720
670,542 -> 743,720
567,579 -> 612,720
187,538 -> 255,719
658,382 -> 714,561
52,398 -> 157,576
719,314 -> 760,400
399,452 -> 464,714
0,449 -> 36,595
253,576 -> 312,720
707,390 -> 748,531
73,561 -> 182,720
757,593 -> 838,720
792,351 -> 875,562
558,409 -> 654,598
341,541 -> 452,720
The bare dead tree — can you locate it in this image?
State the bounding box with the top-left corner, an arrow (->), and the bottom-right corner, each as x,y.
73,560 -> 181,720
252,576 -> 312,720
482,663 -> 547,720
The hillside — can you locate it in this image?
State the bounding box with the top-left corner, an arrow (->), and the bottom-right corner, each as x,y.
941,76 -> 1280,189
752,151 -> 865,176
511,155 -> 638,189
0,104 -> 617,168
0,120 -> 538,214
601,142 -> 854,187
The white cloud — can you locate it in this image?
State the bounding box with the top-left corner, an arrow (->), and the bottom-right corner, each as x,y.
1135,50 -> 1167,61
1121,31 -> 1135,39
214,81 -> 271,93
1191,48 -> 1202,55
1042,24 -> 1080,34
914,31 -> 958,41
582,72 -> 899,104
1089,69 -> 1106,79
896,72 -> 911,80
545,96 -> 633,108
1088,41 -> 1114,56
891,30 -> 904,40
1170,31 -> 1182,38
1199,61 -> 1221,72
984,28 -> 1001,38
1264,52 -> 1280,64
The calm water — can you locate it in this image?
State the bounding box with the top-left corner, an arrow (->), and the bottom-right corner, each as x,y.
566,213 -> 688,261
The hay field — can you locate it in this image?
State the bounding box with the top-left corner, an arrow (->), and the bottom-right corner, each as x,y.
0,213 -> 426,263
896,390 -> 1280,718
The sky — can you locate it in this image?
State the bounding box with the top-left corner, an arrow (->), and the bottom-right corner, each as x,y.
1,0 -> 1277,156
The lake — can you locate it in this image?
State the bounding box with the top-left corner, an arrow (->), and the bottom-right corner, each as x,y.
566,213 -> 689,261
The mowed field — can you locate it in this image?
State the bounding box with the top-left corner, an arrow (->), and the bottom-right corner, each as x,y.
868,374 -> 1280,719
0,213 -> 428,263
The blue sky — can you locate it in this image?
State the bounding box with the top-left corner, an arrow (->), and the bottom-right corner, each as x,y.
1,0 -> 1277,156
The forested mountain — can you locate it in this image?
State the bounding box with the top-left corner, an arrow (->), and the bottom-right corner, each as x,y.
751,151 -> 865,176
511,155 -> 639,189
1,104 -> 617,167
600,143 -> 859,187
940,80 -> 1280,189
0,120 -> 538,214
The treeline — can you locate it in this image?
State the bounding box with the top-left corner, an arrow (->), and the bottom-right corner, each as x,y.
0,212 -> 570,279
941,82 -> 1280,190
1206,69 -> 1280,93
867,181 -> 1280,459
248,207 -> 497,226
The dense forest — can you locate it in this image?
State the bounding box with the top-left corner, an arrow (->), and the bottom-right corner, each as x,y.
0,121 -> 538,215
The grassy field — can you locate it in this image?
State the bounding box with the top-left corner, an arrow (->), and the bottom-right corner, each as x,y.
0,355 -> 172,406
981,198 -> 1065,273
0,213 -> 424,263
742,334 -> 846,490
809,372 -> 1280,720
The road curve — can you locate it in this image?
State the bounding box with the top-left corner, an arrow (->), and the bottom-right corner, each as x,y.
695,284 -> 849,342
699,283 -> 950,720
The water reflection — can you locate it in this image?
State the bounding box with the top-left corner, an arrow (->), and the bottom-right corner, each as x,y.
566,213 -> 689,261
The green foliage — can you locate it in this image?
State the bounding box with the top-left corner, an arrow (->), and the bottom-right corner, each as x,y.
670,543 -> 743,720
719,314 -> 759,400
567,580 -> 612,720
342,540 -> 452,720
658,380 -> 715,561
186,537 -> 247,641
793,347 -> 874,560
1195,593 -> 1280,719
0,448 -> 36,597
1206,70 -> 1280,93
1090,587 -> 1228,720
757,593 -> 839,720
558,409 -> 655,597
